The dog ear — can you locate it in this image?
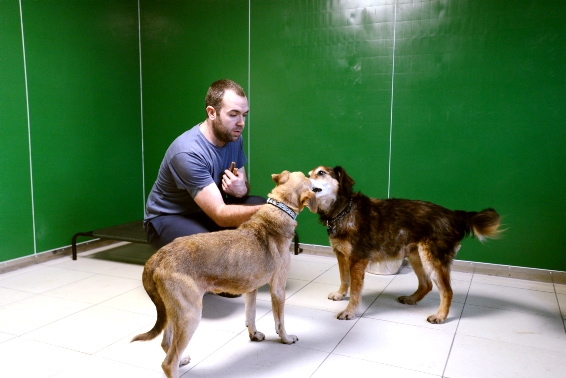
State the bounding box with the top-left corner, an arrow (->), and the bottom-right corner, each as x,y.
333,166 -> 355,197
272,170 -> 290,185
301,190 -> 318,213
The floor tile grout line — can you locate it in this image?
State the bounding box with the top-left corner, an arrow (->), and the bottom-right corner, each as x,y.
552,284 -> 566,333
359,273 -> 397,318
307,267 -> 399,377
27,274 -> 143,309
296,261 -> 360,378
4,250 -> 565,376
470,279 -> 557,294
4,284 -> 150,345
445,331 -> 566,355
12,301 -> 100,341
441,271 -> 474,377
284,263 -> 337,302
309,267 -> 456,377
182,329 -> 245,375
309,310 -> 364,378
462,302 -> 562,320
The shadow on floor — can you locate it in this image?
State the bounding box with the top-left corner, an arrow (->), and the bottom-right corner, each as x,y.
89,243 -> 156,265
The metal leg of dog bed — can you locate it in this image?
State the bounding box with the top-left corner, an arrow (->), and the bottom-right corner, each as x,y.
71,231 -> 95,260
293,233 -> 303,255
72,226 -> 302,259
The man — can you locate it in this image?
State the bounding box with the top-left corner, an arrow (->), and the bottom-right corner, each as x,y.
144,79 -> 265,250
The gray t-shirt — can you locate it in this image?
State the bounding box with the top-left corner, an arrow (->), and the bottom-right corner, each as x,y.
144,124 -> 247,221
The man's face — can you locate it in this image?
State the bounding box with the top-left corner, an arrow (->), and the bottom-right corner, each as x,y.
211,90 -> 249,145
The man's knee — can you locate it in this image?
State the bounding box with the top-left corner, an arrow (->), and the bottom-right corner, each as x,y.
144,221 -> 164,250
145,214 -> 214,249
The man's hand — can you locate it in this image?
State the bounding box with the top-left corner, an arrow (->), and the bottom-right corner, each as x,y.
222,166 -> 249,198
194,177 -> 259,228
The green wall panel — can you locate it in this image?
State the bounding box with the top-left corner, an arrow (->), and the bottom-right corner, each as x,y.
141,0 -> 250,198
1,0 -> 564,272
391,0 -> 566,270
250,0 -> 565,270
0,0 -> 35,261
250,0 -> 396,246
22,0 -> 143,252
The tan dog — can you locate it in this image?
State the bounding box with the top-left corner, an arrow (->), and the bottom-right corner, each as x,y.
309,165 -> 502,324
132,171 -> 316,378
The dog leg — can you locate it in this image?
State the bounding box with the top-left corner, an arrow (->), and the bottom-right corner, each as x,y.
427,265 -> 453,324
161,322 -> 191,367
161,286 -> 202,377
398,249 -> 432,305
270,274 -> 299,344
337,259 -> 368,320
328,251 -> 350,301
270,275 -> 298,344
161,322 -> 172,354
245,290 -> 265,341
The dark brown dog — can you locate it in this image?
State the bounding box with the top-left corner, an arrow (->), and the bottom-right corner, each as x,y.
132,171 -> 316,378
308,165 -> 502,324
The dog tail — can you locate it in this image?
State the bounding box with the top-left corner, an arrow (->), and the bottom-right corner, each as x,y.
467,208 -> 503,242
131,267 -> 167,343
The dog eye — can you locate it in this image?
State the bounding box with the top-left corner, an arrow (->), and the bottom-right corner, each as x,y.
317,170 -> 326,176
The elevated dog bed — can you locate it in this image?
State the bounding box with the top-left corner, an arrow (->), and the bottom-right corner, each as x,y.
71,220 -> 302,260
71,220 -> 147,260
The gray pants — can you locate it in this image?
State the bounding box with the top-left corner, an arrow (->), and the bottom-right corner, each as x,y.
144,195 -> 266,249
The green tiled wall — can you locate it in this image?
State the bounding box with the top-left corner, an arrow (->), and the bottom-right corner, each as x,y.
0,0 -> 34,261
248,0 -> 565,270
2,0 -> 564,271
140,0 -> 250,190
1,0 -> 143,260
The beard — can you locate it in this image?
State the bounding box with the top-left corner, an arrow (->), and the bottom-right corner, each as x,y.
211,116 -> 238,145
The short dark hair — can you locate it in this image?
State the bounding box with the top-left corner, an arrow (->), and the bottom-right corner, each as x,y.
205,79 -> 246,112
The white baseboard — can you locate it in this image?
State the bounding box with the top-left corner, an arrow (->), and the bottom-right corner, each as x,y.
294,243 -> 566,285
2,241 -> 564,285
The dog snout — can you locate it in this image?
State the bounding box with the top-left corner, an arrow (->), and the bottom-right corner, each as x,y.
309,178 -> 322,193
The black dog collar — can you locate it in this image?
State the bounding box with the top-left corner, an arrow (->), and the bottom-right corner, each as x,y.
326,199 -> 354,235
267,198 -> 297,220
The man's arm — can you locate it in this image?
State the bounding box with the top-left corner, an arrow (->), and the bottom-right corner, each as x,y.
193,176 -> 261,227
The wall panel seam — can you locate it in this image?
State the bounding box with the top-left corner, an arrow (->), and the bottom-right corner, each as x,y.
138,0 -> 146,212
387,0 -> 397,199
19,0 -> 37,254
247,0 -> 252,180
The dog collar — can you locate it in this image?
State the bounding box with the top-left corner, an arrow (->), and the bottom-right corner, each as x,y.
326,199 -> 354,235
267,198 -> 297,220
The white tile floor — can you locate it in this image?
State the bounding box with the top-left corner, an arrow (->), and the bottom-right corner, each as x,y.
1,242 -> 565,378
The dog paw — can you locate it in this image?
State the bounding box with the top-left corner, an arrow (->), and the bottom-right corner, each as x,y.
281,334 -> 299,344
397,295 -> 417,305
328,292 -> 344,301
426,314 -> 446,324
337,310 -> 356,320
249,331 -> 265,342
179,355 -> 191,366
